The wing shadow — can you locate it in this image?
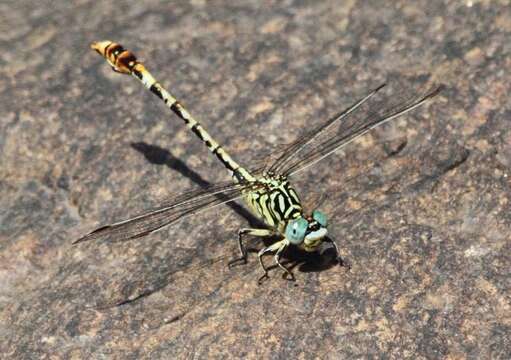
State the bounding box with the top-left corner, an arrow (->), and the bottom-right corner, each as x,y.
131,142 -> 265,229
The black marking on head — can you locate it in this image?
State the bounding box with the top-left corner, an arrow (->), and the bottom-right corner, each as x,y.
308,221 -> 320,231
150,83 -> 164,100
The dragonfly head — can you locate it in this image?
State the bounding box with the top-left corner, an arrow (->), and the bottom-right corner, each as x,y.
285,210 -> 328,252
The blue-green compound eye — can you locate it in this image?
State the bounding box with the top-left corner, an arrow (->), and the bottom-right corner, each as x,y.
285,217 -> 308,245
312,210 -> 328,227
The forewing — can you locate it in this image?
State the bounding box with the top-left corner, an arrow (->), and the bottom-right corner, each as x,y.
267,82 -> 443,176
266,84 -> 386,174
73,180 -> 253,244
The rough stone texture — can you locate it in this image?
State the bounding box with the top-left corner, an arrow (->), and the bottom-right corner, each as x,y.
1,0 -> 510,358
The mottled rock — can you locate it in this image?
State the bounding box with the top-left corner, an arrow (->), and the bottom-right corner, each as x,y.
1,1 -> 510,359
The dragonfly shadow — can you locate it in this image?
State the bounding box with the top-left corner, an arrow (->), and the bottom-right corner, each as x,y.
244,236 -> 344,278
287,240 -> 345,274
130,142 -> 265,229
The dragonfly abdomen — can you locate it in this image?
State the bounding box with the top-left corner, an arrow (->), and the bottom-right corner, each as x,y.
91,40 -> 254,183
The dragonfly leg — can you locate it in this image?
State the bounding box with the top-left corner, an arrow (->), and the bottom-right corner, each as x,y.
228,228 -> 274,268
257,239 -> 289,284
275,242 -> 294,281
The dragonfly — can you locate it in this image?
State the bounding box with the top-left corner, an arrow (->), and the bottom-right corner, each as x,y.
75,40 -> 443,284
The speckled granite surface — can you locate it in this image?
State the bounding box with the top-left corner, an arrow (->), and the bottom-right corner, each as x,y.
1,1 -> 510,358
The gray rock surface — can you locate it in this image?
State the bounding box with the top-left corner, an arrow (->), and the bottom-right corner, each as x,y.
1,0 -> 509,358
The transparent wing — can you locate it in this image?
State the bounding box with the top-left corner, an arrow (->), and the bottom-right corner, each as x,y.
73,180 -> 256,244
266,84 -> 386,174
267,82 -> 443,177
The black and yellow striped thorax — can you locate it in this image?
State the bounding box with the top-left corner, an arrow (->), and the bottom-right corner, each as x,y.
244,174 -> 303,231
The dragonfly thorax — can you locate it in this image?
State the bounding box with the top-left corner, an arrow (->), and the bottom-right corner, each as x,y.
244,174 -> 328,251
244,174 -> 302,229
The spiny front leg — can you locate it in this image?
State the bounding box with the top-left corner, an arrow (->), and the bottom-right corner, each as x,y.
228,228 -> 275,268
257,239 -> 290,284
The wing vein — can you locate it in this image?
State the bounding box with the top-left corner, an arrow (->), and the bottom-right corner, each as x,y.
73,180 -> 257,244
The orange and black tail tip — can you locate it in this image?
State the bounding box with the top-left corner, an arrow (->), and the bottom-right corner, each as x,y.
91,40 -> 137,74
